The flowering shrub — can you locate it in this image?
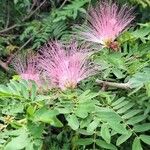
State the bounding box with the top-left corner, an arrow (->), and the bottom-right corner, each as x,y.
0,0 -> 150,150
39,41 -> 96,90
76,0 -> 135,50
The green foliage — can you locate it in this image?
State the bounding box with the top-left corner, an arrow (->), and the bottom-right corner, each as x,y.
131,0 -> 150,7
0,80 -> 62,149
53,0 -> 89,22
20,17 -> 68,48
19,0 -> 89,49
0,0 -> 150,150
0,80 -> 150,149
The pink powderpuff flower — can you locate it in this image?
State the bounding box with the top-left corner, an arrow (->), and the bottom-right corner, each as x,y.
12,52 -> 41,85
39,41 -> 96,90
77,0 -> 135,48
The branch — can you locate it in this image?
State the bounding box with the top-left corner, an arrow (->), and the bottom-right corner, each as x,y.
29,0 -> 38,12
96,79 -> 132,90
0,0 -> 47,69
59,0 -> 68,9
0,1 -> 47,69
0,33 -> 19,37
0,24 -> 20,34
0,0 -> 46,33
22,0 -> 47,21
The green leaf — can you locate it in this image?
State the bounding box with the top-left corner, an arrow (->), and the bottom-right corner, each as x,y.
20,83 -> 29,99
87,119 -> 99,133
133,123 -> 150,132
111,97 -> 125,106
75,138 -> 93,146
75,102 -> 95,118
0,85 -> 11,94
140,135 -> 150,145
129,68 -> 150,88
27,105 -> 36,116
107,53 -> 126,70
52,117 -> 63,127
116,103 -> 135,114
25,142 -> 34,150
132,137 -> 143,150
56,107 -> 71,114
108,123 -> 128,135
30,82 -> 37,101
4,129 -> 24,136
122,109 -> 142,119
10,80 -> 21,94
113,101 -> 129,110
96,140 -> 117,150
144,106 -> 150,115
78,90 -> 99,102
27,122 -> 44,139
101,123 -> 111,143
5,131 -> 29,150
96,109 -> 123,123
78,129 -> 93,136
80,116 -> 92,128
132,26 -> 150,39
116,132 -> 132,146
112,68 -> 125,79
34,107 -> 62,127
35,95 -> 51,102
20,80 -> 28,88
145,82 -> 150,97
7,83 -> 19,95
66,114 -> 79,130
126,115 -> 147,125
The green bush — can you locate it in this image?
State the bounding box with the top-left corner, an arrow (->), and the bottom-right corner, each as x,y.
0,0 -> 150,150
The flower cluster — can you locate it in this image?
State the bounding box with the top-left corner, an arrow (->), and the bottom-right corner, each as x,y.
39,41 -> 95,90
11,1 -> 134,90
12,42 -> 95,90
77,0 -> 134,49
11,52 -> 41,85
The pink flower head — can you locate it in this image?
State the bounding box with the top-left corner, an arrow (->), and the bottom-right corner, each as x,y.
12,52 -> 41,85
39,41 -> 95,90
78,0 -> 135,47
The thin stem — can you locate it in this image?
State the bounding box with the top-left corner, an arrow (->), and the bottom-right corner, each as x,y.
29,0 -> 37,13
59,0 -> 68,9
22,0 -> 47,21
93,130 -> 97,150
0,0 -> 46,71
96,79 -> 132,90
0,0 -> 46,33
0,24 -> 20,34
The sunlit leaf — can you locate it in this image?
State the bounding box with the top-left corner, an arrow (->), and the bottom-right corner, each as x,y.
132,137 -> 143,150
